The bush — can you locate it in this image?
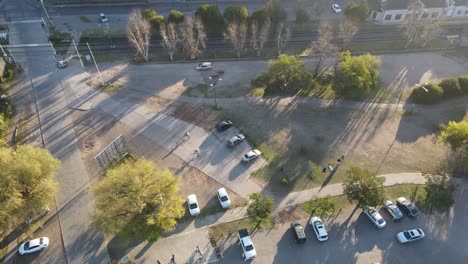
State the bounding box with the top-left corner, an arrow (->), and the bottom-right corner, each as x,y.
457,76 -> 468,94
410,83 -> 444,104
251,72 -> 270,87
344,0 -> 368,22
280,177 -> 289,185
439,78 -> 462,98
167,10 -> 184,24
2,69 -> 13,82
295,9 -> 310,24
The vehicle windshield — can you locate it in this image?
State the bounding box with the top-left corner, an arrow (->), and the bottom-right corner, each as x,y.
377,219 -> 384,224
24,242 -> 31,250
220,196 -> 228,202
403,231 -> 412,239
320,235 -> 328,239
409,206 -> 419,214
245,245 -> 254,251
189,203 -> 198,209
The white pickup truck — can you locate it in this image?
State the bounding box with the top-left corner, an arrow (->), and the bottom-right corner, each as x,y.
237,229 -> 256,261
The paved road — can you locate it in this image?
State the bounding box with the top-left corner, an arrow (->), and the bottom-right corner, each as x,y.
3,0 -> 110,263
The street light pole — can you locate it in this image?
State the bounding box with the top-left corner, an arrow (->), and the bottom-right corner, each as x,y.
209,76 -> 222,109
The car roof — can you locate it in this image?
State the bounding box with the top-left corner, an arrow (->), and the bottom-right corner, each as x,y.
201,62 -> 212,66
217,188 -> 228,197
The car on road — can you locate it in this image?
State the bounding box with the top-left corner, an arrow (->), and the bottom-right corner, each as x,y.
309,217 -> 328,241
227,134 -> 245,147
216,120 -> 233,132
396,228 -> 425,243
242,149 -> 261,162
187,194 -> 200,216
363,207 -> 386,228
196,62 -> 212,71
18,237 -> 49,255
238,229 -> 256,261
99,13 -> 108,23
331,4 -> 342,13
291,221 -> 307,243
216,188 -> 231,209
396,197 -> 420,217
384,200 -> 404,221
57,60 -> 67,69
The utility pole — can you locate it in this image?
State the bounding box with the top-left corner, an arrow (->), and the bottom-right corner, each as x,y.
72,39 -> 88,80
209,76 -> 222,109
40,0 -> 53,29
86,42 -> 103,84
48,40 -> 57,60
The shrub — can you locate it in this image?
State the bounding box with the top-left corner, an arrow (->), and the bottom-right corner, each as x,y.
439,78 -> 462,98
251,72 -> 270,87
457,76 -> 468,94
410,83 -> 444,104
280,177 -> 289,185
295,9 -> 310,24
1,69 -> 13,82
167,10 -> 184,24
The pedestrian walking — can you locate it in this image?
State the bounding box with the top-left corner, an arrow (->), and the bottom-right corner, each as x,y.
194,149 -> 200,156
322,167 -> 327,173
157,261 -> 161,264
171,254 -> 175,263
185,131 -> 190,139
196,245 -> 201,254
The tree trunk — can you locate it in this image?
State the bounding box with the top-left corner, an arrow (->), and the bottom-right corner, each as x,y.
169,53 -> 173,61
237,50 -> 240,58
256,50 -> 260,57
278,49 -> 281,56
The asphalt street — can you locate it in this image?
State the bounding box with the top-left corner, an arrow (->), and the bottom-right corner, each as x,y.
3,0 -> 110,263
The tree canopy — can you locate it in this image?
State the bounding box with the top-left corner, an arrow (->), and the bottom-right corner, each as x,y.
92,159 -> 184,241
247,193 -> 274,224
224,5 -> 249,24
439,121 -> 468,150
424,174 -> 457,212
344,0 -> 369,22
342,167 -> 385,208
334,52 -> 381,98
195,4 -> 225,36
0,145 -> 60,236
141,9 -> 164,30
167,10 -> 185,24
265,0 -> 287,26
295,9 -> 310,24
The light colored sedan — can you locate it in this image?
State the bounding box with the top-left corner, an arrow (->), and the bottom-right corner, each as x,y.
227,134 -> 245,147
18,237 -> 49,255
187,194 -> 200,216
396,228 -> 425,243
363,207 -> 386,228
331,4 -> 342,13
310,217 -> 328,241
217,188 -> 231,209
242,149 -> 261,162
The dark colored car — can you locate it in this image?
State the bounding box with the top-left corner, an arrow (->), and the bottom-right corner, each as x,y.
216,120 -> 233,132
396,197 -> 420,217
384,200 -> 404,221
291,221 -> 307,243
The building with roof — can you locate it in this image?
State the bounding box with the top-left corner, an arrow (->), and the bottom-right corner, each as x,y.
368,0 -> 468,23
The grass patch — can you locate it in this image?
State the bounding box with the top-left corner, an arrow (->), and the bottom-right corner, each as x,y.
100,82 -> 123,93
248,87 -> 265,97
92,53 -> 121,63
208,217 -> 257,241
350,39 -> 452,53
79,16 -> 92,23
300,195 -> 353,215
49,30 -> 72,56
79,27 -> 126,46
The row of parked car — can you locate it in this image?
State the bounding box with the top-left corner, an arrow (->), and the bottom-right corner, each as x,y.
187,187 -> 231,216
216,120 -> 262,162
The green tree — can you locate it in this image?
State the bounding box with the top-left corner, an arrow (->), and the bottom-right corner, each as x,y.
195,4 -> 224,36
410,83 -> 444,104
265,0 -> 287,26
0,114 -> 9,137
334,52 -> 381,98
344,0 -> 368,22
439,78 -> 462,99
224,5 -> 249,24
0,145 -> 60,236
167,10 -> 185,24
250,7 -> 268,25
342,167 -> 385,208
438,121 -> 468,150
142,9 -> 165,30
307,196 -> 336,216
424,174 -> 457,212
295,9 -> 310,24
92,159 -> 184,241
457,76 -> 468,94
247,193 -> 274,225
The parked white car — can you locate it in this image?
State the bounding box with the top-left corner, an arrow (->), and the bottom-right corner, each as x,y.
396,228 -> 425,243
227,134 -> 245,147
216,188 -> 231,209
331,4 -> 342,13
99,13 -> 108,23
242,149 -> 261,162
363,207 -> 386,228
187,194 -> 200,216
18,237 -> 49,255
310,217 -> 328,241
196,62 -> 212,71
